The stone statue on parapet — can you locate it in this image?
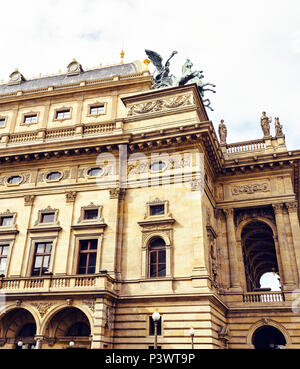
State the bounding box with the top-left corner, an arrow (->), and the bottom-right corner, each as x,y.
218,120 -> 227,145
145,50 -> 216,111
275,117 -> 284,137
260,111 -> 272,137
145,49 -> 178,88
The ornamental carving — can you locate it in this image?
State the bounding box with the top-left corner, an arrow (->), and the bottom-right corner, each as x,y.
65,191 -> 77,203
127,94 -> 193,116
24,195 -> 35,206
109,188 -> 126,200
105,306 -> 114,330
32,303 -> 53,317
232,182 -> 270,196
286,201 -> 298,213
82,299 -> 95,312
234,207 -> 275,227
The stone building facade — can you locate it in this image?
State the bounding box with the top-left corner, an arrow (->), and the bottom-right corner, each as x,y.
0,58 -> 299,349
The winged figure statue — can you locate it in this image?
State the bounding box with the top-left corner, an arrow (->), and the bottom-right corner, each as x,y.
145,49 -> 178,88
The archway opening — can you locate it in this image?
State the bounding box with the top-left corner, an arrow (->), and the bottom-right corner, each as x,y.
45,307 -> 91,349
252,325 -> 286,349
0,308 -> 37,349
242,221 -> 281,292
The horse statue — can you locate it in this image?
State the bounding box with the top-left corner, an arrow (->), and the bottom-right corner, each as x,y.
177,59 -> 216,111
145,49 -> 178,88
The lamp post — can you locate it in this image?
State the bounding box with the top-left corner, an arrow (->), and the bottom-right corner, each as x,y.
152,312 -> 161,349
69,340 -> 75,348
189,328 -> 195,349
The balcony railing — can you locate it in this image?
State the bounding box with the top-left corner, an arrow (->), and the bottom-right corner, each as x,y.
226,139 -> 266,154
243,291 -> 284,303
0,274 -> 115,294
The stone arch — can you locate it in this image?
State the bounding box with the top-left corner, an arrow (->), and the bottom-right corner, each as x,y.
246,319 -> 291,348
40,303 -> 94,337
236,216 -> 277,242
143,232 -> 171,248
0,303 -> 41,335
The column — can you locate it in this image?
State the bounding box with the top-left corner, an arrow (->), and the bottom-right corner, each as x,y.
286,201 -> 300,285
34,335 -> 44,349
215,209 -> 230,290
223,208 -> 242,291
272,203 -> 296,289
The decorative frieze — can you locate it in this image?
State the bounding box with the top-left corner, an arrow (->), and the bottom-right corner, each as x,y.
232,182 -> 270,196
127,94 -> 193,116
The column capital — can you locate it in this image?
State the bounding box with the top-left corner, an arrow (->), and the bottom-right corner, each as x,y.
286,201 -> 298,213
223,208 -> 234,217
109,187 -> 126,200
272,203 -> 284,214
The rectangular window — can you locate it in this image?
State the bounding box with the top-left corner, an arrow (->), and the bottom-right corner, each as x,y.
56,110 -> 71,119
41,213 -> 55,223
0,216 -> 13,226
150,204 -> 165,216
84,209 -> 99,220
90,105 -> 105,115
32,242 -> 52,276
78,239 -> 98,275
149,316 -> 162,336
0,245 -> 9,274
24,115 -> 38,124
0,119 -> 6,127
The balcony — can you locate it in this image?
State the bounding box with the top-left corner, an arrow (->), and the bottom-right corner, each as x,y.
0,274 -> 116,296
243,291 -> 285,303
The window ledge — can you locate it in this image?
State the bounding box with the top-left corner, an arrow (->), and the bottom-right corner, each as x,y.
0,227 -> 18,235
71,223 -> 107,230
138,218 -> 175,227
28,226 -> 62,233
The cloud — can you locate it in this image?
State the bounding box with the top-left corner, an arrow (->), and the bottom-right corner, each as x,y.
0,0 -> 299,149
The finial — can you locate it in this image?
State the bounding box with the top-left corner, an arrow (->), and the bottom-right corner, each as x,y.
120,49 -> 125,64
143,58 -> 150,70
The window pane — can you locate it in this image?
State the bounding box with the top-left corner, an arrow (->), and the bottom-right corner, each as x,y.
88,253 -> 96,267
36,243 -> 45,254
158,264 -> 166,277
0,258 -> 7,274
43,255 -> 50,268
150,264 -> 157,277
0,245 -> 9,256
87,265 -> 96,274
0,119 -> 5,127
79,254 -> 87,268
150,251 -> 157,264
41,213 -> 55,223
158,250 -> 166,263
1,217 -> 13,226
87,168 -> 103,177
80,240 -> 89,251
84,210 -> 98,220
150,238 -> 165,248
8,176 -> 22,185
150,205 -> 165,216
90,240 -> 98,250
46,172 -> 61,181
45,243 -> 52,253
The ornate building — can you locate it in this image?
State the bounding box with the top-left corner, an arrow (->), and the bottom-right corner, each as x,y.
0,56 -> 299,349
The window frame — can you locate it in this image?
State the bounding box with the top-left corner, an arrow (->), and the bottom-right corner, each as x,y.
77,239 -> 98,275
31,241 -> 53,277
53,107 -> 72,121
148,238 -> 167,278
34,207 -> 59,227
72,234 -> 104,276
87,102 -> 107,117
0,116 -> 7,128
0,244 -> 10,275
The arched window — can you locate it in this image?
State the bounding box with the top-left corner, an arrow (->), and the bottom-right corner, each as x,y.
149,238 -> 166,278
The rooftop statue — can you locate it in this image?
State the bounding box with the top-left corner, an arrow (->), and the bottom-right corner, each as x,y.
261,111 -> 272,137
145,50 -> 216,111
275,117 -> 284,137
145,49 -> 178,88
218,120 -> 227,145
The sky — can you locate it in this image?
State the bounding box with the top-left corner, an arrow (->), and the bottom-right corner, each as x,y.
0,0 -> 299,149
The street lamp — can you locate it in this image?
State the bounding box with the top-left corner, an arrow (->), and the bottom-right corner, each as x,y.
189,328 -> 195,349
152,312 -> 161,349
69,340 -> 75,348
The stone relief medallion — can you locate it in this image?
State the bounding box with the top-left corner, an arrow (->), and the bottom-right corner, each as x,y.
127,93 -> 194,116
32,303 -> 53,318
231,182 -> 270,196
